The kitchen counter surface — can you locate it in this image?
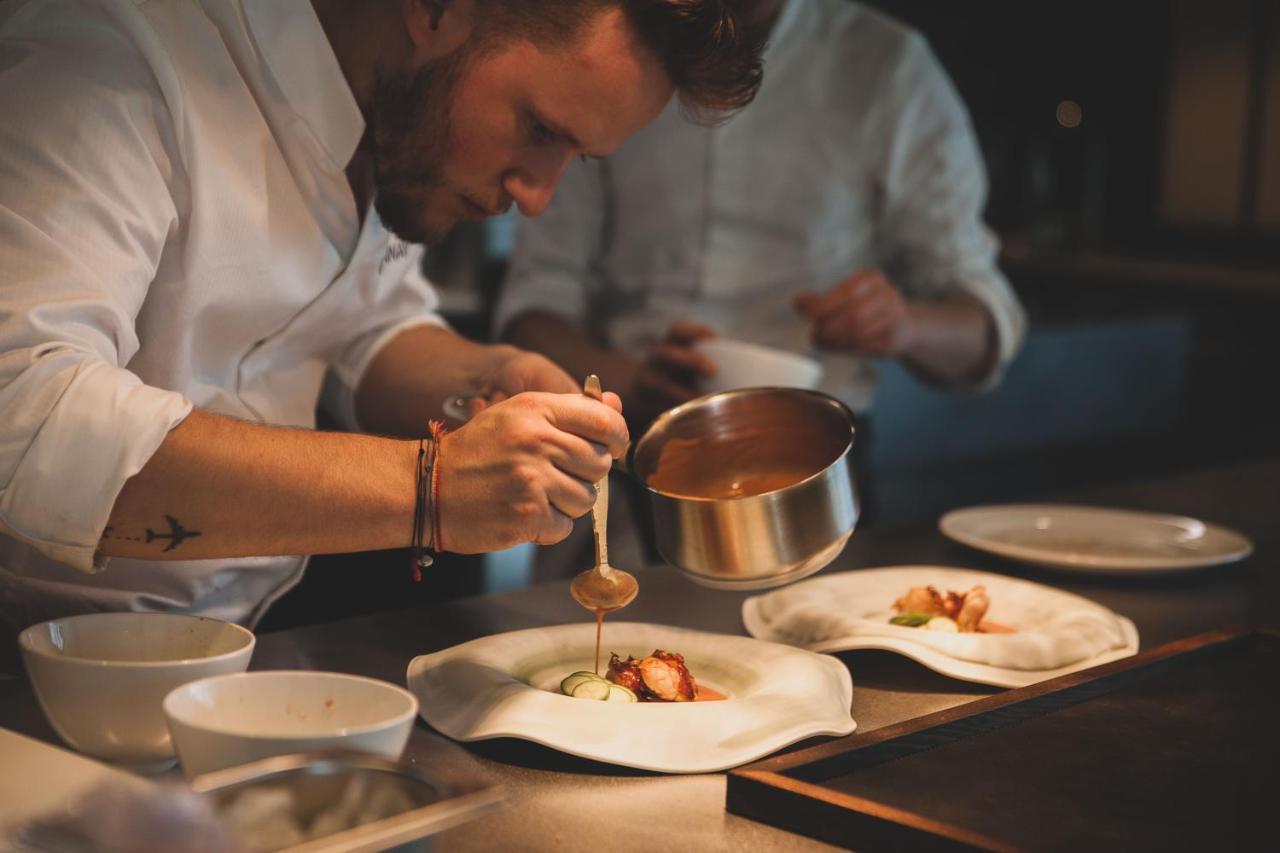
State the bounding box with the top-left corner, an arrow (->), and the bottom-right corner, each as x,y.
3,456 -> 1275,851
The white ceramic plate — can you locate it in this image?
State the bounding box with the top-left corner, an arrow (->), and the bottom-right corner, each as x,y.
405,622 -> 855,773
742,566 -> 1140,688
939,504 -> 1254,573
0,727 -> 152,835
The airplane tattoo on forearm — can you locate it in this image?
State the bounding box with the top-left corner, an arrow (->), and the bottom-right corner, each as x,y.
101,514 -> 202,553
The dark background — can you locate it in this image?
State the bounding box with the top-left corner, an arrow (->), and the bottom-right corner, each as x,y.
848,0 -> 1280,517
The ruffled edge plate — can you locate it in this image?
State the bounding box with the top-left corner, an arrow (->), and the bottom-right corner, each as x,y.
406,622 -> 855,773
742,566 -> 1140,688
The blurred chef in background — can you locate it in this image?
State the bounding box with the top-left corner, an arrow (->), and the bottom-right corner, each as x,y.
496,0 -> 1026,572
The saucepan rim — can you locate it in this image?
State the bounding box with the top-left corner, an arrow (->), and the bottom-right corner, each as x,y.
629,386 -> 857,503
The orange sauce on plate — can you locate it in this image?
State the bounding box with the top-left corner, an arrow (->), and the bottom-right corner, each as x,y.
694,686 -> 727,702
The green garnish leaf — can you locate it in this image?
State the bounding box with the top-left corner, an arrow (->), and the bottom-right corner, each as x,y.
890,612 -> 933,627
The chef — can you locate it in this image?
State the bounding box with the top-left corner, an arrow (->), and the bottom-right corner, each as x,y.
0,0 -> 763,644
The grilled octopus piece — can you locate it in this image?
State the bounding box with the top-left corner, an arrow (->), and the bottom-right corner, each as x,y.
894,584 -> 996,633
606,653 -> 645,695
607,649 -> 698,702
893,585 -> 956,618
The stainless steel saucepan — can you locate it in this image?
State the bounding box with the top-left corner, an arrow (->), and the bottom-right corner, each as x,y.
444,386 -> 859,590
628,387 -> 859,590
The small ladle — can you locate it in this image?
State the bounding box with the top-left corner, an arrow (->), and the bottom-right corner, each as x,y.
569,375 -> 639,614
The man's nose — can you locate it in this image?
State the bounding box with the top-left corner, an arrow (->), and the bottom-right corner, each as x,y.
503,152 -> 573,218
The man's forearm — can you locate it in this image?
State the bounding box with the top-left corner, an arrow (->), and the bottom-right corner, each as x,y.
100,409 -> 415,560
899,294 -> 998,388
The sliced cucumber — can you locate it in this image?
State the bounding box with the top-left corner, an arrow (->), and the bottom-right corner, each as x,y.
890,612 -> 932,627
559,671 -> 605,695
569,678 -> 612,700
605,683 -> 637,703
925,616 -> 959,632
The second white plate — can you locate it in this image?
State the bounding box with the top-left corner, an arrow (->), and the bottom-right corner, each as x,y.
405,622 -> 855,774
940,504 -> 1253,573
743,566 -> 1140,688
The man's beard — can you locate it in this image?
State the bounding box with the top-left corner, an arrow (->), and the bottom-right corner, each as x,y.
367,49 -> 470,246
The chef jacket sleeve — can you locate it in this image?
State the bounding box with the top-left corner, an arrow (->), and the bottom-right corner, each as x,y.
873,33 -> 1027,392
0,28 -> 193,572
320,249 -> 450,432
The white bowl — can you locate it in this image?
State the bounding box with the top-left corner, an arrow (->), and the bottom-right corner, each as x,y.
695,338 -> 822,393
164,671 -> 418,779
19,612 -> 255,771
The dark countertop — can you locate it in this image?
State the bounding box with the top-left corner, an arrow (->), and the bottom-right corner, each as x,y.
3,456 -> 1275,852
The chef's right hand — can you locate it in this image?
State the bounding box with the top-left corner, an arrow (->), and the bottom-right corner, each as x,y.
435,391 -> 629,551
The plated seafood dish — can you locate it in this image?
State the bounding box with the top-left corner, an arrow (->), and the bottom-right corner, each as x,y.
559,650 -> 725,703
742,566 -> 1140,687
406,622 -> 855,772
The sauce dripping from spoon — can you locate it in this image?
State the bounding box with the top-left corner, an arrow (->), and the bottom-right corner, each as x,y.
594,607 -> 605,675
568,375 -> 638,672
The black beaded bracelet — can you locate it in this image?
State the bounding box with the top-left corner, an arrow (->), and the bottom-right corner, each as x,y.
410,437 -> 436,580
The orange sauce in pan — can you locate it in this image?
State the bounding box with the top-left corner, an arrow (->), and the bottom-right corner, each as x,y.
694,686 -> 727,702
645,434 -> 822,499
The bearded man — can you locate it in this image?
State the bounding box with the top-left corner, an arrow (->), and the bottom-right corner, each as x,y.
0,0 -> 762,640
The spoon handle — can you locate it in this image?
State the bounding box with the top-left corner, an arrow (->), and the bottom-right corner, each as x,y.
583,375 -> 610,574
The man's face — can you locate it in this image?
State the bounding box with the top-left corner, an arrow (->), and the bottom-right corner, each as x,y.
369,8 -> 674,246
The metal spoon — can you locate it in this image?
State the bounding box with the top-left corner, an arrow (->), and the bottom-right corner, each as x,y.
568,375 -> 639,613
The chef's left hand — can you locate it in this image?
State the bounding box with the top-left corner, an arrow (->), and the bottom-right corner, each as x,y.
461,346 -> 622,419
793,269 -> 910,357
489,346 -> 580,397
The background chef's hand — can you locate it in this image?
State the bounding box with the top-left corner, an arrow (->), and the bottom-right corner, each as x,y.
436,391 -> 628,552
793,269 -> 910,357
622,321 -> 718,429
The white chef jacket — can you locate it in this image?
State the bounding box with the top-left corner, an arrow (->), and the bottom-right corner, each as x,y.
496,0 -> 1025,414
0,0 -> 444,630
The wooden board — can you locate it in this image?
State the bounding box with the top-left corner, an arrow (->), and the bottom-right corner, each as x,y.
726,628 -> 1277,852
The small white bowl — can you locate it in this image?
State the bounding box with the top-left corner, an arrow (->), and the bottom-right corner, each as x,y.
695,338 -> 823,393
164,671 -> 418,779
19,612 -> 255,771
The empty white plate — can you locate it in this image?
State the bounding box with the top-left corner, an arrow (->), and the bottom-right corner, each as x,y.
940,504 -> 1253,574
405,622 -> 854,773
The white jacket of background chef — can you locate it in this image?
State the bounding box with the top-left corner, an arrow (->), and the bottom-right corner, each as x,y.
496,0 -> 1026,415
0,0 -> 443,630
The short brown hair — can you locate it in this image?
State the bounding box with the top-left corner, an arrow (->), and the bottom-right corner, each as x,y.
471,0 -> 764,124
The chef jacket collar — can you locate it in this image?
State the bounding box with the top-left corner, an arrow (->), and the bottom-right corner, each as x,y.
242,0 -> 366,170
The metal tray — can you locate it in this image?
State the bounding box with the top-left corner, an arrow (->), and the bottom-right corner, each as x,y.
727,627 -> 1276,851
191,751 -> 503,853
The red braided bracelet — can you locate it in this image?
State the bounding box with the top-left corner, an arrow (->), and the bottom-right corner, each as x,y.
428,419 -> 446,553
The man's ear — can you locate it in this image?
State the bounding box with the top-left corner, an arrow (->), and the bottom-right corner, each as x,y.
403,0 -> 474,63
